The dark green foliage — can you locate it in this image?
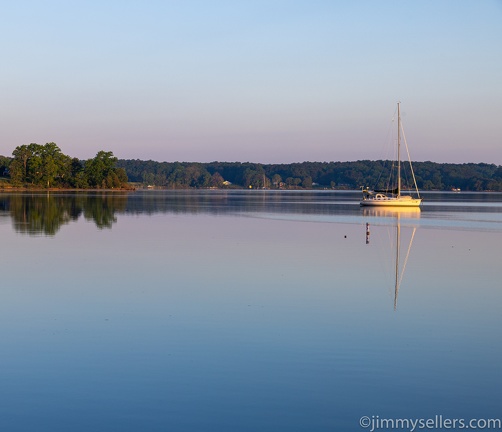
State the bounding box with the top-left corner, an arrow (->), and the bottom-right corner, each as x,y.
116,159 -> 502,191
84,151 -> 119,188
0,155 -> 11,177
5,144 -> 128,189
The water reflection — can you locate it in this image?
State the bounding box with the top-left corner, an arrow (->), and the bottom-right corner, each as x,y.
124,190 -> 360,216
1,191 -> 501,430
0,191 -> 362,235
0,193 -> 128,235
1,190 -> 501,236
364,207 -> 420,310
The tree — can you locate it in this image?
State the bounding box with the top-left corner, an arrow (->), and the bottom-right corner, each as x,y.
10,143 -> 72,187
39,143 -> 71,187
116,168 -> 128,184
85,151 -> 118,188
302,176 -> 313,188
10,145 -> 33,184
0,156 -> 10,178
210,172 -> 224,188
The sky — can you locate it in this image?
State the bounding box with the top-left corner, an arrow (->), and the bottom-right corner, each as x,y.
1,0 -> 501,164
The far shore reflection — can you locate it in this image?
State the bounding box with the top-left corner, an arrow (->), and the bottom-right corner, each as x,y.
0,190 -> 361,235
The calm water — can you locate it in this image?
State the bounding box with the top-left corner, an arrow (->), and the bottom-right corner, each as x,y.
1,190 -> 501,431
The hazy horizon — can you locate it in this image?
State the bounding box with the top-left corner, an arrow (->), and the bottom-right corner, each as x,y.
1,1 -> 501,165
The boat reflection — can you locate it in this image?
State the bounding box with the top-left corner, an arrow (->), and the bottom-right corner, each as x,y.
362,206 -> 421,219
364,207 -> 420,310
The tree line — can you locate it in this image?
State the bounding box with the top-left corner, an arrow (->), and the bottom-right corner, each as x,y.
117,159 -> 502,191
0,143 -> 129,188
2,144 -> 501,191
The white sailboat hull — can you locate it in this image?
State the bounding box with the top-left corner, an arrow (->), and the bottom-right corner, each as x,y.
360,196 -> 422,207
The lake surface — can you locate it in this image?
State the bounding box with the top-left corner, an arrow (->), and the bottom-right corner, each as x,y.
1,190 -> 501,432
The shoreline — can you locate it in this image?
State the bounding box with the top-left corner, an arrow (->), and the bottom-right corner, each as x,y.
0,186 -> 135,192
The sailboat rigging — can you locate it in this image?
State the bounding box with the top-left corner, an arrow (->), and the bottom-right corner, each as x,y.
360,103 -> 422,207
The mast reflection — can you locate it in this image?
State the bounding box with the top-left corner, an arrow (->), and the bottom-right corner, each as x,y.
363,207 -> 420,310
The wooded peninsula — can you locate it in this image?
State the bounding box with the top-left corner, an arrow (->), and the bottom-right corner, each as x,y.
1,143 -> 501,191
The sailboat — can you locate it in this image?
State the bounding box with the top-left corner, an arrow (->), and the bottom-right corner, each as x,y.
360,103 -> 422,207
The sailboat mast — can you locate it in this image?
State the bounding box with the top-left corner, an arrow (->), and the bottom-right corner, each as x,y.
397,102 -> 401,197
